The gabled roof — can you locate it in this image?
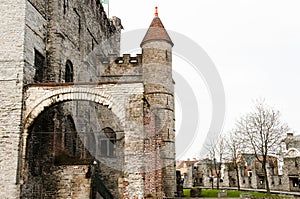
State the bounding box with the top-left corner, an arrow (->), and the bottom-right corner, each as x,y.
285,148 -> 300,157
176,160 -> 199,169
140,8 -> 173,47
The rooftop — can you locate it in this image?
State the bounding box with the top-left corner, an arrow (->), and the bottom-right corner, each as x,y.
140,7 -> 173,47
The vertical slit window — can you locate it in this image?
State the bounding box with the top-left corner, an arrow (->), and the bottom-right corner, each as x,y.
63,0 -> 66,14
78,18 -> 81,34
34,49 -> 45,83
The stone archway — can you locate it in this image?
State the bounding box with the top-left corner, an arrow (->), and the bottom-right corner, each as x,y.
20,82 -> 145,198
23,82 -> 143,130
23,86 -> 126,131
21,100 -> 123,198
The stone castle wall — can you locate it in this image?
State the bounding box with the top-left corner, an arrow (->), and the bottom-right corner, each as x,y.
24,1 -> 47,84
25,0 -> 122,84
0,0 -> 26,198
99,54 -> 143,82
20,1 -> 125,197
0,0 -> 176,198
54,165 -> 91,198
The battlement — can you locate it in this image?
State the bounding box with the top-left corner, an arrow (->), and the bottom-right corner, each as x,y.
99,54 -> 143,82
114,54 -> 141,64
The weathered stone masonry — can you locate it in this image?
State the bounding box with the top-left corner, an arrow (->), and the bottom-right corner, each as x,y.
0,1 -> 176,198
0,0 -> 26,198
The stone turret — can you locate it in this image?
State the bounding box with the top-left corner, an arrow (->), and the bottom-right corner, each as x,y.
141,7 -> 176,197
141,6 -> 174,96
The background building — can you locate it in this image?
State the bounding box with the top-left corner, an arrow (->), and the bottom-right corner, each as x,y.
176,133 -> 300,194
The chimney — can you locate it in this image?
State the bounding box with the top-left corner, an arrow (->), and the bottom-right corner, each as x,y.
287,133 -> 294,138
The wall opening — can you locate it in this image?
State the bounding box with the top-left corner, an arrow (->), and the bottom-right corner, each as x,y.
65,60 -> 74,82
34,49 -> 45,83
22,100 -> 123,198
99,127 -> 116,157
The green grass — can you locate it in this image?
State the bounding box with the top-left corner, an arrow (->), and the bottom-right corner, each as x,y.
183,188 -> 290,198
183,189 -> 191,197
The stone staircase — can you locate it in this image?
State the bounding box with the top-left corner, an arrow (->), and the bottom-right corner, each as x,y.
93,173 -> 114,199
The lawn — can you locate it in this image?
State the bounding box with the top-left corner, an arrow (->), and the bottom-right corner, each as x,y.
183,188 -> 290,198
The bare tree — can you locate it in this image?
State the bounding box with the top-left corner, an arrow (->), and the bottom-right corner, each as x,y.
234,100 -> 289,194
206,135 -> 226,190
225,130 -> 244,191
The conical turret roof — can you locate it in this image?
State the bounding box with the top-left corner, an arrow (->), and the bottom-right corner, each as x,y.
140,7 -> 174,47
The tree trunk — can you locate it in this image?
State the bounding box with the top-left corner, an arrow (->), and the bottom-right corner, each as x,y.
264,167 -> 270,194
262,160 -> 270,194
235,166 -> 240,191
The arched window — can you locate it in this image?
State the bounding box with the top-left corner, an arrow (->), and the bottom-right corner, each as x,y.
98,127 -> 116,157
64,115 -> 78,156
65,60 -> 73,82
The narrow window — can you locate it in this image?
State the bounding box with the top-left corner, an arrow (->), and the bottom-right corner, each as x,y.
100,140 -> 108,156
279,178 -> 282,185
64,115 -> 77,157
63,0 -> 66,14
73,8 -> 81,35
34,49 -> 45,83
292,178 -> 299,187
78,18 -> 81,34
99,128 -> 116,157
65,60 -> 73,82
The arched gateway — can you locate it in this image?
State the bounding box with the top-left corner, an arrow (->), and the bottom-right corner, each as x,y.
20,82 -> 144,198
23,82 -> 143,130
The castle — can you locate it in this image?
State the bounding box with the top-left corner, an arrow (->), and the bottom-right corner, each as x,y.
0,0 -> 176,198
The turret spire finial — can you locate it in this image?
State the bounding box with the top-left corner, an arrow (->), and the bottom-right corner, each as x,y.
155,6 -> 158,17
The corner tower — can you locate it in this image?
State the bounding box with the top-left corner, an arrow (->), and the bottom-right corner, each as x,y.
141,7 -> 176,197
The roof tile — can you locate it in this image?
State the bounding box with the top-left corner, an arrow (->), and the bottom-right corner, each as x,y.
141,16 -> 173,47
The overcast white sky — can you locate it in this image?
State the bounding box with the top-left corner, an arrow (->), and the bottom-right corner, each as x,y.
108,0 -> 300,159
